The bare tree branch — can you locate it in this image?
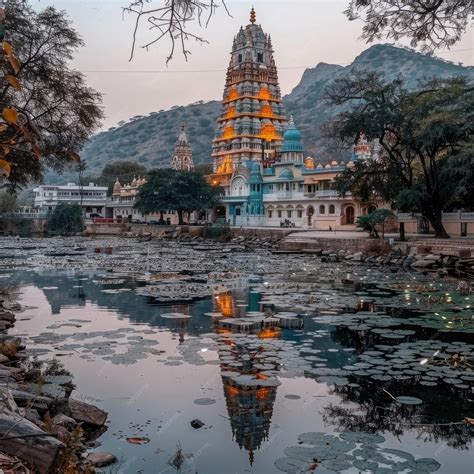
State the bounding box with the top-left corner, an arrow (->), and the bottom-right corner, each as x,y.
123,0 -> 231,63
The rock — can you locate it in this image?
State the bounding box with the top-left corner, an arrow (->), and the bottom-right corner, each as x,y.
69,399 -> 107,427
86,452 -> 117,467
190,418 -> 205,429
411,259 -> 434,269
0,410 -> 64,474
52,413 -> 77,430
22,407 -> 42,424
0,354 -> 9,364
11,389 -> 54,411
425,254 -> 441,262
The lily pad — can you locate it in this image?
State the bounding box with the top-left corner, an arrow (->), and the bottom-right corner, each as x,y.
395,396 -> 423,405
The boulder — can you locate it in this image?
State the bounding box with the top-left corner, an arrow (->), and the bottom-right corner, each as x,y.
52,413 -> 77,430
86,452 -> 117,468
411,259 -> 434,269
69,399 -> 107,427
0,410 -> 64,474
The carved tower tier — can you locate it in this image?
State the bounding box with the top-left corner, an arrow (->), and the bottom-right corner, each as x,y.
211,8 -> 288,185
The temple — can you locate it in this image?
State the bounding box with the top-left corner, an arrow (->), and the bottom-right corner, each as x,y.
210,7 -> 287,186
171,125 -> 194,171
208,9 -> 380,229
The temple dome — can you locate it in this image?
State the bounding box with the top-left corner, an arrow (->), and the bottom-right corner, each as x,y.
278,167 -> 294,181
282,115 -> 303,153
113,178 -> 121,194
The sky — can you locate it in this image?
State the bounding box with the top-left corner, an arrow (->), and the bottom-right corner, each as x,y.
34,0 -> 473,129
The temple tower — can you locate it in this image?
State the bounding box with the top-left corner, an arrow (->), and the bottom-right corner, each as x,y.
211,8 -> 288,185
171,125 -> 194,171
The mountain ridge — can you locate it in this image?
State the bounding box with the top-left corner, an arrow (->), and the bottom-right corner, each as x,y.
68,44 -> 473,181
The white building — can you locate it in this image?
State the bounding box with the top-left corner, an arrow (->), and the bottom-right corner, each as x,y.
33,183 -> 108,218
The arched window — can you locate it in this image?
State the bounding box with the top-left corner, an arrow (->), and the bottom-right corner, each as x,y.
319,205 -> 325,215
345,206 -> 355,224
329,204 -> 335,214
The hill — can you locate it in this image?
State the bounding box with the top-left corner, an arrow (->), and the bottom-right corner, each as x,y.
75,44 -> 473,177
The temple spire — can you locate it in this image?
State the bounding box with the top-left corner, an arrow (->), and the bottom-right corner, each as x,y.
250,7 -> 256,24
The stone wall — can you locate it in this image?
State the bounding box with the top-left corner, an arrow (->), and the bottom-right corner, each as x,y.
278,237 -> 390,253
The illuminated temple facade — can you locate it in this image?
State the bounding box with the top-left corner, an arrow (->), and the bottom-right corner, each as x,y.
219,115 -> 378,229
210,8 -> 288,186
210,10 -> 380,229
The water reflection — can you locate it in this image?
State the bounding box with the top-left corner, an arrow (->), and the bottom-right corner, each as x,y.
3,269 -> 473,471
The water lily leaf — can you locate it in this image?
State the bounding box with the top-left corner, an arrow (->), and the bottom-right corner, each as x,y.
395,396 -> 423,405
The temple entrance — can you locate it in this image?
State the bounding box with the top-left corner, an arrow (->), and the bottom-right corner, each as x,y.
307,206 -> 314,227
345,206 -> 355,224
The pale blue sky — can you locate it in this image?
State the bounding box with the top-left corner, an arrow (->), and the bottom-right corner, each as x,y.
34,1 -> 473,128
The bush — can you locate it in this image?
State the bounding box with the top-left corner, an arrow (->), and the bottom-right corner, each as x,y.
47,204 -> 83,236
202,223 -> 231,240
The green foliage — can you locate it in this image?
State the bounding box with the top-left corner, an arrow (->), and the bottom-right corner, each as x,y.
2,0 -> 103,190
0,216 -> 33,236
47,204 -> 83,236
135,169 -> 222,224
202,223 -> 231,240
327,73 -> 473,238
358,208 -> 395,238
0,191 -> 17,213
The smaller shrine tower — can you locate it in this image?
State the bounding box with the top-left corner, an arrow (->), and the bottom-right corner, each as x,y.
171,125 -> 194,171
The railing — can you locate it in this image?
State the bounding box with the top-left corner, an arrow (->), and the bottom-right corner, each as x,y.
314,190 -> 339,197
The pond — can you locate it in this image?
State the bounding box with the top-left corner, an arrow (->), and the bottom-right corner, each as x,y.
1,237 -> 472,473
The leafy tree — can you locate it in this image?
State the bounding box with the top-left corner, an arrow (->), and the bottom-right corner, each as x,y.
47,204 -> 83,236
194,162 -> 213,176
327,73 -> 473,238
357,208 -> 395,239
96,161 -> 148,195
0,191 -> 18,214
0,0 -> 103,190
345,0 -> 471,53
135,168 -> 222,224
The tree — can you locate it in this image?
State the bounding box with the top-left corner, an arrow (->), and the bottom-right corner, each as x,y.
345,0 -> 471,53
327,73 -> 473,238
97,161 -> 148,195
124,0 -> 230,62
47,204 -> 83,236
0,0 -> 103,190
135,168 -> 222,224
358,208 -> 395,239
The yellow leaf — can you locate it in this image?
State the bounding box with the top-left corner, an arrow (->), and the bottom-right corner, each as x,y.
2,41 -> 12,56
7,74 -> 21,91
2,108 -> 18,125
0,159 -> 11,177
8,54 -> 21,74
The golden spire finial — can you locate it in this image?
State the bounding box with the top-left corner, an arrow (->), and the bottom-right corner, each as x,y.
250,6 -> 256,24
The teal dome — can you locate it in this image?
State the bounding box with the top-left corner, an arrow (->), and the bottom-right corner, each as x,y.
283,116 -> 304,153
278,167 -> 294,181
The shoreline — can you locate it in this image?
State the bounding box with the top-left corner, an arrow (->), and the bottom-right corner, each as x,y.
0,290 -> 115,473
